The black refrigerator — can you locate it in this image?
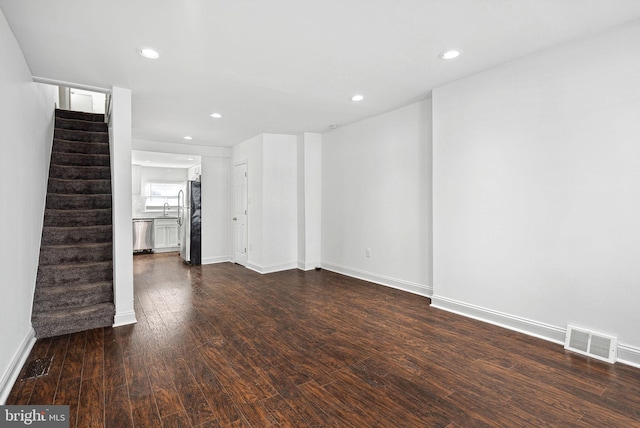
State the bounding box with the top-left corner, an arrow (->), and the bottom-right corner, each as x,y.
178,180 -> 201,265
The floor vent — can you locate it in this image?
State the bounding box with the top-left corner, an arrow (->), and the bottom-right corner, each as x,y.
20,357 -> 53,380
564,325 -> 617,363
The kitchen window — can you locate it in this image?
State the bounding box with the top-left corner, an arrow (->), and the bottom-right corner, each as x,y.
144,182 -> 182,212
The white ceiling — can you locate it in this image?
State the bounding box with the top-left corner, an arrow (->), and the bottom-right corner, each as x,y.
2,1 -> 640,147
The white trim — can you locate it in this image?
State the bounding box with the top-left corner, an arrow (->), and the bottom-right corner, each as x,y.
32,76 -> 111,94
113,310 -> 137,328
0,328 -> 36,405
430,295 -> 566,344
431,295 -> 640,369
202,256 -> 231,265
246,262 -> 298,274
617,344 -> 640,368
297,260 -> 320,271
321,262 -> 432,297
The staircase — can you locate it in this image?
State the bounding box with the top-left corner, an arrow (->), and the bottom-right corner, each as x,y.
31,109 -> 115,338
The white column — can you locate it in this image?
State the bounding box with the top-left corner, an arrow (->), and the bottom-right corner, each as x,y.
297,132 -> 322,270
109,86 -> 136,327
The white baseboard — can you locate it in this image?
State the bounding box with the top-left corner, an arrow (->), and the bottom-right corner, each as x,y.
113,310 -> 137,328
321,262 -> 432,297
246,261 -> 298,274
431,295 -> 640,369
202,256 -> 231,265
152,247 -> 179,253
297,260 -> 320,271
617,344 -> 640,368
1,328 -> 36,405
430,295 -> 566,344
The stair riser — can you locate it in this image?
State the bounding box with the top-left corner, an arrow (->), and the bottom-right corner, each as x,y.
55,117 -> 108,133
36,264 -> 113,287
42,226 -> 112,245
32,303 -> 115,338
49,165 -> 111,180
48,178 -> 111,195
39,244 -> 113,265
55,109 -> 105,122
54,128 -> 109,143
53,140 -> 110,155
44,209 -> 112,227
46,194 -> 112,210
33,284 -> 113,311
51,151 -> 110,167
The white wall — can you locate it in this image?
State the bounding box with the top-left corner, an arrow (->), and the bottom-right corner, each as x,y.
262,134 -> 298,270
201,156 -> 231,264
322,99 -> 432,296
432,21 -> 640,366
232,134 -> 298,273
0,10 -> 57,403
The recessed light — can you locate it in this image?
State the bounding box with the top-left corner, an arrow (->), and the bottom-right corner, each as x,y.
439,49 -> 462,60
139,48 -> 160,59
210,113 -> 222,118
329,125 -> 339,130
183,136 -> 193,140
351,94 -> 364,102
187,158 -> 195,161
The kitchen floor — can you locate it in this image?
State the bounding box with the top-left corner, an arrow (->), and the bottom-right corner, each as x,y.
6,254 -> 640,427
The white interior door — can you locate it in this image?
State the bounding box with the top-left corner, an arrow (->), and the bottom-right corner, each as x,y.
233,162 -> 248,265
70,91 -> 93,112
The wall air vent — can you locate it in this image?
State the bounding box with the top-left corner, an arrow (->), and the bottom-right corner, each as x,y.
564,325 -> 617,364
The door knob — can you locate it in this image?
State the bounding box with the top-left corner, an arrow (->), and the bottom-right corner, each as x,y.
232,217 -> 237,221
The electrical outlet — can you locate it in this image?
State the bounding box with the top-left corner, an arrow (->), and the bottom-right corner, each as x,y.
365,248 -> 371,258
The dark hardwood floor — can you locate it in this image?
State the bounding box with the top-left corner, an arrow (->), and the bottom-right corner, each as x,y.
7,253 -> 640,427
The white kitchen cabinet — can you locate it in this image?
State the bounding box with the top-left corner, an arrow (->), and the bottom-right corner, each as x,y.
153,218 -> 179,252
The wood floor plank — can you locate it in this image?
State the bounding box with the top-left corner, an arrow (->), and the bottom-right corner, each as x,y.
59,331 -> 86,380
5,253 -> 640,427
171,356 -> 218,426
104,384 -> 134,428
76,376 -> 104,428
53,377 -> 81,428
82,328 -> 104,380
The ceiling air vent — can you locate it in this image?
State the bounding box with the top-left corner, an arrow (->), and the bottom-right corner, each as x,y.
565,325 -> 617,364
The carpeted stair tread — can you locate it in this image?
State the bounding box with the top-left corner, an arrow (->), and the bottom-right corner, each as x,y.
55,116 -> 108,133
39,242 -> 113,265
52,139 -> 109,155
47,178 -> 111,195
51,151 -> 110,167
55,109 -> 105,122
46,193 -> 112,210
33,281 -> 113,311
42,225 -> 112,245
36,261 -> 113,287
32,302 -> 115,338
54,128 -> 109,143
49,164 -> 111,180
43,209 -> 112,227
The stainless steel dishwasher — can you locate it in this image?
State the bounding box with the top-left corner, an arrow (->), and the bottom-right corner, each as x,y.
132,219 -> 154,253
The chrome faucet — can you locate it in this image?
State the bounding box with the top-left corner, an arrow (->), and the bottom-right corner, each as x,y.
163,202 -> 170,217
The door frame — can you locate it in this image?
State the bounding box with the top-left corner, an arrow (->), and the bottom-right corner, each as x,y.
232,161 -> 249,265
